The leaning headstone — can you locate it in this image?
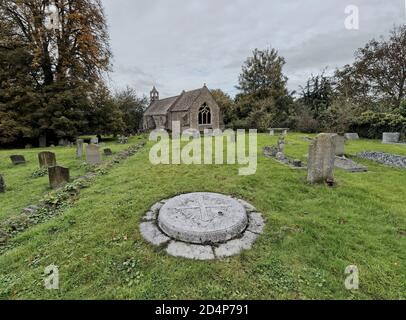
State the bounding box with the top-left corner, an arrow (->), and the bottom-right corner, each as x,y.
307,133 -> 337,184
39,135 -> 47,148
90,137 -> 99,145
382,133 -> 400,144
334,135 -> 345,156
344,133 -> 359,140
10,155 -> 26,165
38,152 -> 57,168
48,166 -> 70,189
76,139 -> 84,158
104,148 -> 113,156
0,174 -> 5,193
86,144 -> 101,165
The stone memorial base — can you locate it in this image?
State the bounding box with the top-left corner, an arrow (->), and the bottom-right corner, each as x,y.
335,156 -> 368,173
140,193 -> 264,260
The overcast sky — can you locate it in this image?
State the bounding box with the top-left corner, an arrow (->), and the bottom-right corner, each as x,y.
102,0 -> 405,98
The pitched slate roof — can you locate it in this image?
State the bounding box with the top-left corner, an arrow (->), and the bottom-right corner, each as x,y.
144,87 -> 205,116
144,95 -> 180,116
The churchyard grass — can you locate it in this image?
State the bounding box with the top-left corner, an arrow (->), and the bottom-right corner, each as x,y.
0,133 -> 404,299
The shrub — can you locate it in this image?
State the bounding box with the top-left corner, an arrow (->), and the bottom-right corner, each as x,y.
350,111 -> 406,139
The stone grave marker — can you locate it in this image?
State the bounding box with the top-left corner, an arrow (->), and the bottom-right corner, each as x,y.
334,135 -> 345,156
76,139 -> 84,158
335,156 -> 368,173
0,174 -> 5,193
10,155 -> 26,165
58,139 -> 68,146
38,151 -> 57,168
344,133 -> 359,140
39,135 -> 47,148
90,137 -> 99,145
86,144 -> 101,165
48,166 -> 70,189
307,133 -> 337,184
103,148 -> 113,156
382,133 -> 400,144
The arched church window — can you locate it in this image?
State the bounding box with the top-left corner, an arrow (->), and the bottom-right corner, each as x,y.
198,104 -> 211,125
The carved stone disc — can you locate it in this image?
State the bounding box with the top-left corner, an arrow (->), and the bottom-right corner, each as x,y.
158,193 -> 248,244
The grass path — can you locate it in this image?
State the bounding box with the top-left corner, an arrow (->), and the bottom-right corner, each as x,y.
0,133 -> 405,299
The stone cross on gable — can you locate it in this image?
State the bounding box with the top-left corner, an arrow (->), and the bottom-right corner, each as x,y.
175,196 -> 231,223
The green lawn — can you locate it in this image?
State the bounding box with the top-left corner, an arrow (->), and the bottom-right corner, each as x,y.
0,133 -> 405,300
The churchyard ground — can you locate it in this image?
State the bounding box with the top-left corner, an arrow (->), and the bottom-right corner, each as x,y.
0,133 -> 404,299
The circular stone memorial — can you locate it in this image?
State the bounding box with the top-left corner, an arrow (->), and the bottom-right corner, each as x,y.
140,193 -> 265,260
159,193 -> 248,244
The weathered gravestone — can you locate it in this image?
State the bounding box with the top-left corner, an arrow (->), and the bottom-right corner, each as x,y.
76,139 -> 84,158
86,144 -> 101,165
0,174 -> 5,193
334,135 -> 345,156
25,144 -> 33,149
38,152 -> 57,168
382,133 -> 400,144
10,155 -> 26,165
307,133 -> 337,184
104,148 -> 113,156
39,135 -> 47,148
48,166 -> 70,189
344,133 -> 359,140
58,139 -> 68,147
90,137 -> 99,145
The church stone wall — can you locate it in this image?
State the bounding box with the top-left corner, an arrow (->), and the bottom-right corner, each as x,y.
189,87 -> 222,132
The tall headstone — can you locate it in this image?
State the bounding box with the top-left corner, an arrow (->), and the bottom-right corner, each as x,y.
307,133 -> 337,184
382,133 -> 400,144
86,144 -> 101,165
10,155 -> 26,165
38,152 -> 57,168
334,135 -> 345,156
48,166 -> 70,189
76,139 -> 84,158
39,135 -> 47,148
0,174 -> 5,193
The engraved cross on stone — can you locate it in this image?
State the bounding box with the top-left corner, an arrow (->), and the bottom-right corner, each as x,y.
176,196 -> 231,222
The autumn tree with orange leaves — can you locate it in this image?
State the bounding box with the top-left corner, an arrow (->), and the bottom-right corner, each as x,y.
0,0 -> 122,145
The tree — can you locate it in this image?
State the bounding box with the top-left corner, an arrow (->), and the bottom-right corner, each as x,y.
234,47 -> 293,129
0,0 -> 112,144
237,47 -> 289,99
299,72 -> 334,118
114,87 -> 147,134
210,89 -> 234,125
335,25 -> 406,110
87,84 -> 125,137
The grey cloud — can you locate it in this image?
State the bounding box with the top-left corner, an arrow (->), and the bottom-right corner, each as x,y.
103,0 -> 405,97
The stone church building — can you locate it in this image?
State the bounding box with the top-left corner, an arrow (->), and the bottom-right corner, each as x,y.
143,84 -> 223,132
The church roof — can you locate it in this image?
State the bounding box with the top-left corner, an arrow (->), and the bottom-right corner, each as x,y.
144,86 -> 207,116
144,95 -> 179,116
